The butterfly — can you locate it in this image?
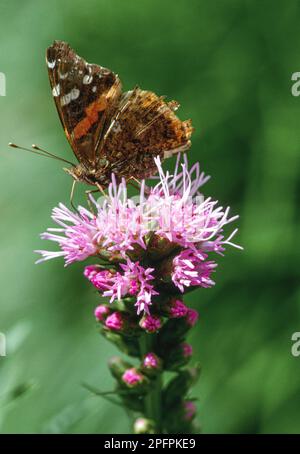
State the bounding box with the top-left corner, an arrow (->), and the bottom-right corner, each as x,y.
10,41 -> 193,191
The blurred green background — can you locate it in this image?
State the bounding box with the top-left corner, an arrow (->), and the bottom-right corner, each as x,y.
0,0 -> 300,434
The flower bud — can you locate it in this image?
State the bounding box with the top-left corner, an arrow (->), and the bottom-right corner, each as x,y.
122,368 -> 146,387
142,352 -> 162,375
84,265 -> 99,280
133,417 -> 156,434
94,304 -> 111,322
162,298 -> 188,319
121,368 -> 150,394
139,314 -> 162,333
105,312 -> 124,331
186,308 -> 199,327
183,400 -> 197,421
182,342 -> 193,358
84,265 -> 116,291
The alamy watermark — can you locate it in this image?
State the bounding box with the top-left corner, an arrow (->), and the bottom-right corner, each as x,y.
0,72 -> 6,96
291,72 -> 300,97
291,332 -> 300,357
0,332 -> 6,357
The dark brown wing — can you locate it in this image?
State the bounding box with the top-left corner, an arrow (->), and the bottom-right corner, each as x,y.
99,88 -> 193,179
46,41 -> 122,168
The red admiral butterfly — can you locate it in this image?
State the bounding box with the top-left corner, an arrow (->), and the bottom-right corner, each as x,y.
10,41 -> 193,190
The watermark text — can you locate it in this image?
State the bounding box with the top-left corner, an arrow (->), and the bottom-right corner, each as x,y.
0,332 -> 6,357
0,72 -> 6,96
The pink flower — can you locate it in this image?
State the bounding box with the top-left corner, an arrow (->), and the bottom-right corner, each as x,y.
102,259 -> 158,314
139,315 -> 162,333
172,249 -> 217,292
182,342 -> 193,358
35,204 -> 98,266
150,154 -> 210,198
94,304 -> 110,321
122,368 -> 144,386
36,156 -> 242,318
84,260 -> 158,315
105,312 -> 124,331
93,174 -> 150,257
186,309 -> 199,327
36,156 -> 241,267
148,156 -> 242,252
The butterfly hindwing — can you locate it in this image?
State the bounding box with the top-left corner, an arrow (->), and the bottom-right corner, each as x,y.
46,40 -> 122,168
100,88 -> 193,180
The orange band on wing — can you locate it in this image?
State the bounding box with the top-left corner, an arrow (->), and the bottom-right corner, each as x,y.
73,95 -> 107,139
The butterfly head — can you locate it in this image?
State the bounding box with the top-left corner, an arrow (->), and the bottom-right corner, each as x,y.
64,164 -> 92,185
63,164 -> 110,187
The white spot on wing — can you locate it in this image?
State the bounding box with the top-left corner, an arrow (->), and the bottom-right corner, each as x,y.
71,88 -> 80,100
92,86 -> 97,93
52,84 -> 60,97
83,74 -> 93,84
111,120 -> 122,133
47,58 -> 56,69
59,70 -> 68,80
61,93 -> 71,106
60,88 -> 80,106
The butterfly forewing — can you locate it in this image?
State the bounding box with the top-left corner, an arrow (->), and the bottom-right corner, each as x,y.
46,41 -> 121,169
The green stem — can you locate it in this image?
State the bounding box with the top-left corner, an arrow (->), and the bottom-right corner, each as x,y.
153,372 -> 162,432
139,333 -> 162,433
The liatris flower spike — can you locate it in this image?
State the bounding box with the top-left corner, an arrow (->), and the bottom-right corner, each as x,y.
36,154 -> 242,434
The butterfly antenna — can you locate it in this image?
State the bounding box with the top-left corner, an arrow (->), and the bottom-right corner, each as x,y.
31,144 -> 76,166
9,142 -> 52,158
8,142 -> 75,166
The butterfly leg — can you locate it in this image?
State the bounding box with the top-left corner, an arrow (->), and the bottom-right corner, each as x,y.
128,176 -> 141,190
128,176 -> 152,196
96,182 -> 107,197
70,180 -> 78,212
85,188 -> 101,213
85,184 -> 107,212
